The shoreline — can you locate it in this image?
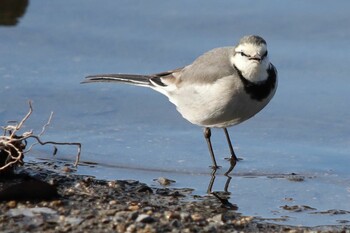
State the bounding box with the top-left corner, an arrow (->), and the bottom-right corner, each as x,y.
0,161 -> 349,232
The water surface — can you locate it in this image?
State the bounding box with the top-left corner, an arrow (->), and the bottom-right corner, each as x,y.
1,0 -> 350,227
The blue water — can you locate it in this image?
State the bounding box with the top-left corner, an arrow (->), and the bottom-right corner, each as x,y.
1,0 -> 350,227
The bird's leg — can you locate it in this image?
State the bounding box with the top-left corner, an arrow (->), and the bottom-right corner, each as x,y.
223,128 -> 239,169
203,127 -> 220,169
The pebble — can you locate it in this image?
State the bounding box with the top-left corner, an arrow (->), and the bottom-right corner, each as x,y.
232,216 -> 253,227
281,205 -> 316,212
1,161 -> 345,233
116,223 -> 127,232
61,166 -> 73,173
128,211 -> 139,221
7,200 -> 17,208
154,177 -> 176,186
165,211 -> 181,220
107,181 -> 116,188
109,200 -> 118,205
210,214 -> 223,223
191,213 -> 204,222
287,174 -> 305,182
50,200 -> 63,207
136,214 -> 156,223
128,203 -> 140,211
180,212 -> 191,221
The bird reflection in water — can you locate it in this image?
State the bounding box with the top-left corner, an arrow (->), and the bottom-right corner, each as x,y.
207,163 -> 238,210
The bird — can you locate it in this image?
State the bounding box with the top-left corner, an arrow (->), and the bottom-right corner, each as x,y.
82,35 -> 277,171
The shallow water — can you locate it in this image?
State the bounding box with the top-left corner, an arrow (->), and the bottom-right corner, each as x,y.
1,0 -> 350,227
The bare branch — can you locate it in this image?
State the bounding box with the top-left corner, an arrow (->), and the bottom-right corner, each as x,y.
0,101 -> 82,173
26,135 -> 81,167
10,100 -> 33,138
38,111 -> 54,136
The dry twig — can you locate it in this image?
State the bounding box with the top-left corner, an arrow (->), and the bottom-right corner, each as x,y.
0,101 -> 81,173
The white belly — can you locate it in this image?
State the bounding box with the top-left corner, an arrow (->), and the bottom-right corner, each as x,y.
167,75 -> 275,128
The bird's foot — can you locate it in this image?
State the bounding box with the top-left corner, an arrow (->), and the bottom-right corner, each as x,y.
209,165 -> 221,170
225,156 -> 243,162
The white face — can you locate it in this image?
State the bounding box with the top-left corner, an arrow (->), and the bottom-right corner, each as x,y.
231,42 -> 270,82
234,43 -> 269,67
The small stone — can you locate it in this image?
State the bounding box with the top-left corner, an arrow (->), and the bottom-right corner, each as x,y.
108,181 -> 116,187
7,200 -> 17,208
191,213 -> 204,222
142,224 -> 156,233
170,219 -> 181,228
126,224 -> 136,233
210,214 -> 223,223
203,225 -> 218,232
101,217 -> 110,224
128,203 -> 140,211
102,209 -> 118,216
154,177 -> 176,186
128,211 -> 139,221
165,211 -> 181,220
116,223 -> 127,232
136,214 -> 155,223
83,176 -> 93,183
281,205 -> 316,212
59,215 -> 66,222
61,166 -> 73,173
109,200 -> 118,205
50,200 -> 62,207
287,174 -> 305,182
71,209 -> 81,215
180,212 -> 191,221
232,216 -> 253,227
137,185 -> 153,193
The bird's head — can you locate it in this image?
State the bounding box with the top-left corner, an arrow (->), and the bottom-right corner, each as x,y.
231,35 -> 270,81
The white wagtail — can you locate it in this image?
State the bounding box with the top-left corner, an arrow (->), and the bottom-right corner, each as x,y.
83,35 -> 277,170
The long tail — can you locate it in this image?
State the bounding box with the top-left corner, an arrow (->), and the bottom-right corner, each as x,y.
82,74 -> 153,87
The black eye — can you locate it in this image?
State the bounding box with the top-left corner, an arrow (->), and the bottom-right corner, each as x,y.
239,52 -> 249,57
262,50 -> 268,58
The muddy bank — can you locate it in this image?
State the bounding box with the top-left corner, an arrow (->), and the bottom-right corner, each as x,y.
0,161 -> 349,233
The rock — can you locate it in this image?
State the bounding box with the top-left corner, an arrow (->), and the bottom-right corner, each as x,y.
137,185 -> 153,193
165,211 -> 181,220
136,214 -> 156,223
7,200 -> 17,208
232,216 -> 254,227
0,179 -> 58,201
128,203 -> 140,211
154,177 -> 176,186
180,212 -> 191,221
170,219 -> 181,228
50,200 -> 63,207
109,200 -> 118,205
128,211 -> 139,221
287,174 -> 305,182
61,166 -> 73,173
191,213 -> 204,222
210,214 -> 223,223
1,161 -> 346,233
281,205 -> 316,212
7,207 -> 57,217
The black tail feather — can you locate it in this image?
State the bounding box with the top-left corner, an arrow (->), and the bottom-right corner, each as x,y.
82,74 -> 152,86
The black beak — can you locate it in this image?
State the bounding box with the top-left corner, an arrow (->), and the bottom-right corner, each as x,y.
249,55 -> 262,62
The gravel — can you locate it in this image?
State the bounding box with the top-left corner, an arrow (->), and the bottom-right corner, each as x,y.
0,161 -> 349,233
